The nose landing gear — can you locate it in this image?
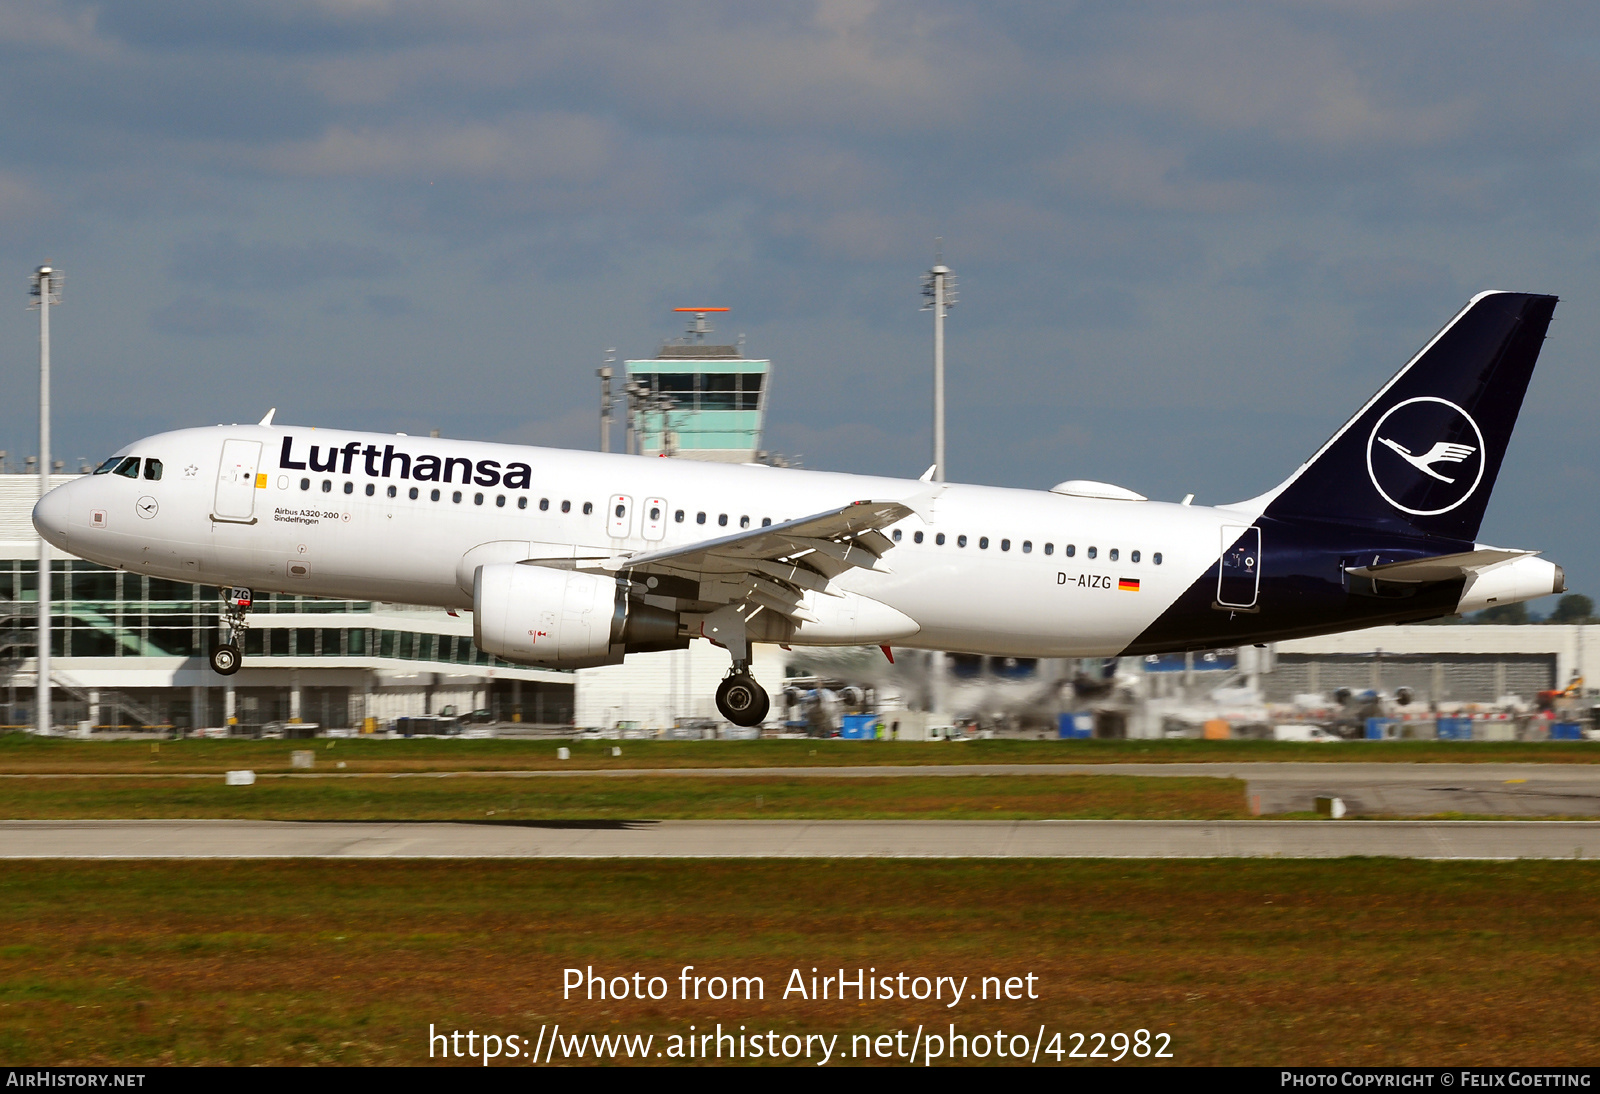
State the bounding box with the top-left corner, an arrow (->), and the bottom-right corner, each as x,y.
210,586 -> 251,676
210,643 -> 241,675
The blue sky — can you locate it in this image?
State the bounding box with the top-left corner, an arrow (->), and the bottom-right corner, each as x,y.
2,1 -> 1598,596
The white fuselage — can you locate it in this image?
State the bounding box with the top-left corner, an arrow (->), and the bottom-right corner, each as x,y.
34,424 -> 1270,659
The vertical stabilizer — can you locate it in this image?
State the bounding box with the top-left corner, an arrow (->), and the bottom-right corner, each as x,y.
1262,291 -> 1557,541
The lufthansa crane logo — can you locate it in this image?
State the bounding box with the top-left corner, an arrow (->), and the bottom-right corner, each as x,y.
1366,396 -> 1485,516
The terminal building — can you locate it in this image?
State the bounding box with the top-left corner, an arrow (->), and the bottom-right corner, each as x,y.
0,475 -> 573,732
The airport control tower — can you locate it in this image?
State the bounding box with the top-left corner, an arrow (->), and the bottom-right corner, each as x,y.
623,309 -> 771,463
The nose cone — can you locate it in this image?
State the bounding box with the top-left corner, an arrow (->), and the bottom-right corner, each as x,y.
32,486 -> 72,552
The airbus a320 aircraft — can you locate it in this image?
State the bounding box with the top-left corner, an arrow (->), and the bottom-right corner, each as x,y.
32,291 -> 1565,726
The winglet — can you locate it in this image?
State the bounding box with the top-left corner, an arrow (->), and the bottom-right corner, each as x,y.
258,408 -> 277,427
919,464 -> 937,482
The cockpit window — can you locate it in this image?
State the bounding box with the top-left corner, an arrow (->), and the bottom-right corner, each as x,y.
112,457 -> 140,479
143,458 -> 163,481
93,457 -> 121,475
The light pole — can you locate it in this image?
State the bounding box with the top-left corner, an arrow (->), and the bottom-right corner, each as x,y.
921,256 -> 956,481
919,252 -> 956,717
29,265 -> 61,736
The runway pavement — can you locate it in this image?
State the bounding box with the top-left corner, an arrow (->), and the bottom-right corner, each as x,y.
6,761 -> 1599,815
5,818 -> 1599,859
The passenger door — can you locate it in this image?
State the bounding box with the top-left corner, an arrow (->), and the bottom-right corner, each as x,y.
1217,525 -> 1261,609
213,439 -> 263,523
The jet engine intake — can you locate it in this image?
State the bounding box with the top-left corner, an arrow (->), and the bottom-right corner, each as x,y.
473,562 -> 683,669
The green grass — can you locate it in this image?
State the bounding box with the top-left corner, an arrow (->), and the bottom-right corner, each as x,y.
0,774 -> 1251,820
2,858 -> 1597,1066
2,732 -> 1594,775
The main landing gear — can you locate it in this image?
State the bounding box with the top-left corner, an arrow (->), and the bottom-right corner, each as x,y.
210,586 -> 252,677
716,663 -> 770,727
703,603 -> 770,727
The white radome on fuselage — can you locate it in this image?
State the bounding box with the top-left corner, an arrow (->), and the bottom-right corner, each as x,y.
38,423 -> 1264,659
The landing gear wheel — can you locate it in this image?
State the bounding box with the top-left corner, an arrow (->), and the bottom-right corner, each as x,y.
716,673 -> 770,727
210,643 -> 242,676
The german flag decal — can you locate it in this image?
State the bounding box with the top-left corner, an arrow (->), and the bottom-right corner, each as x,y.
1118,577 -> 1140,592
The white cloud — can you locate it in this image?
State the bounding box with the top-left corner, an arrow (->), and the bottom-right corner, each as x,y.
0,1 -> 107,53
258,111 -> 615,180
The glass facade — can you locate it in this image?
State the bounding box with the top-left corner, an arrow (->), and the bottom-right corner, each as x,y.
624,356 -> 770,458
0,558 -> 520,669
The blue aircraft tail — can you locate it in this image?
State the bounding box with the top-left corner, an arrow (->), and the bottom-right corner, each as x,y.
1261,291 -> 1558,541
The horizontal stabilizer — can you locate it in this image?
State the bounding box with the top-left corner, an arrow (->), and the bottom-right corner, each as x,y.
1344,548 -> 1534,584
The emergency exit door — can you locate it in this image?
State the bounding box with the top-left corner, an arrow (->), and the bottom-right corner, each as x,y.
608,494 -> 633,538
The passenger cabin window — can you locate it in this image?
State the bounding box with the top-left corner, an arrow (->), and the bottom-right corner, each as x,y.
453,491 -> 463,504
1131,550 -> 1140,563
718,514 -> 728,527
431,489 -> 441,502
1087,546 -> 1097,559
957,535 -> 967,547
1065,544 -> 1075,557
675,510 -> 685,523
474,493 -> 484,505
143,459 -> 163,481
1109,548 -> 1119,561
914,531 -> 924,544
1045,543 -> 1054,555
113,457 -> 140,479
740,516 -> 750,528
936,533 -> 945,545
301,478 -> 311,491
1153,553 -> 1163,565
561,501 -> 571,513
615,503 -> 626,518
1022,540 -> 1032,553
893,529 -> 902,542
496,495 -> 505,507
539,498 -> 549,511
365,483 -> 375,496
409,487 -> 419,500
697,512 -> 706,524
1000,539 -> 1010,551
517,497 -> 527,509
583,502 -> 593,515
321,480 -> 332,493
386,485 -> 396,498
344,481 -> 354,494
978,537 -> 988,549
761,517 -> 772,527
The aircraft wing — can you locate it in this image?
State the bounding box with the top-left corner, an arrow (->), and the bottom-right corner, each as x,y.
1343,548 -> 1535,584
610,499 -> 912,622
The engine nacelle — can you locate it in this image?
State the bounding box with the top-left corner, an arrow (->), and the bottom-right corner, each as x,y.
473,562 -> 683,669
